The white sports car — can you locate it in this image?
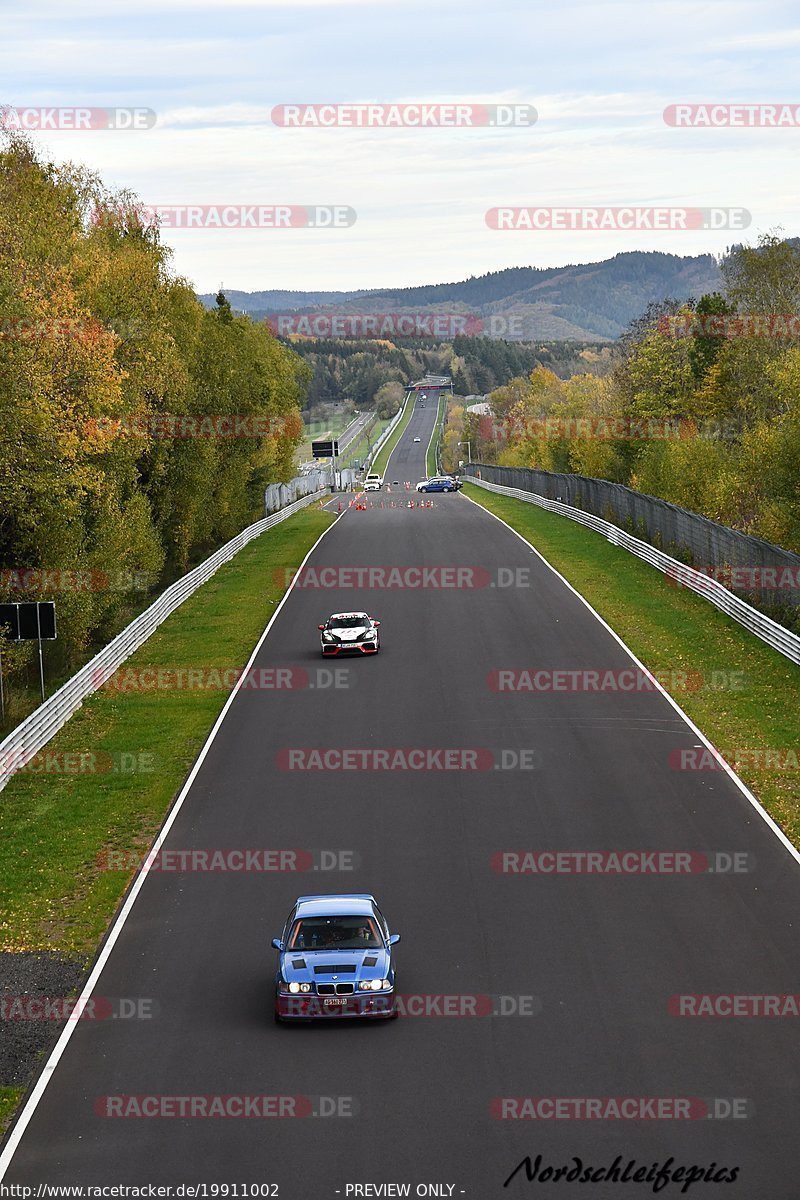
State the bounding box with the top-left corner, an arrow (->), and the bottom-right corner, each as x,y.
319,611 -> 381,656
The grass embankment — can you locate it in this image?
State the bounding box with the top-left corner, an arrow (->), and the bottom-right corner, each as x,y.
371,396 -> 417,478
338,415 -> 391,471
295,411 -> 353,465
426,391 -> 447,477
463,482 -> 800,845
0,505 -> 334,958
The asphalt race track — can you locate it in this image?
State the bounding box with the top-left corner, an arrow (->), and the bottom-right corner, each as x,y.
3,388 -> 800,1196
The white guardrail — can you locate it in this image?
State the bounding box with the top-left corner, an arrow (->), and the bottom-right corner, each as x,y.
363,402 -> 406,473
467,475 -> 800,668
0,487 -> 326,793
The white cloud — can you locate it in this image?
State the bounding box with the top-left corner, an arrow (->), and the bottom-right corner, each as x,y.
719,27 -> 800,49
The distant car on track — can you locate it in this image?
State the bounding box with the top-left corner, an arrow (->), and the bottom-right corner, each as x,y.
272,894 -> 400,1021
413,437 -> 421,442
319,611 -> 381,655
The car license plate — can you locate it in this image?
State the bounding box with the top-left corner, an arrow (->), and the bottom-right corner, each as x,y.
324,997 -> 347,1007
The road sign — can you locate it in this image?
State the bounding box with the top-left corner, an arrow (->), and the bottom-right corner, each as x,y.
0,602 -> 57,641
0,602 -> 57,707
312,439 -> 339,458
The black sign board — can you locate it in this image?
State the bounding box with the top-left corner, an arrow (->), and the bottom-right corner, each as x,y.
0,602 -> 57,641
312,439 -> 339,459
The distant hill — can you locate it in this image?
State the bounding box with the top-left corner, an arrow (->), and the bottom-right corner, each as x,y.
199,252 -> 723,341
199,288 -> 381,311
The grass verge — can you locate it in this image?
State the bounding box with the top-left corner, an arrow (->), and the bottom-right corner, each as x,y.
295,411 -> 354,465
0,505 -> 334,957
426,391 -> 446,477
463,482 -> 800,846
338,415 -> 391,471
0,1088 -> 23,1137
371,396 -> 416,478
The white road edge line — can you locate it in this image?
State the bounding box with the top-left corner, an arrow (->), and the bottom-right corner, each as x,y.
461,488 -> 800,868
423,393 -> 440,479
0,508 -> 344,1179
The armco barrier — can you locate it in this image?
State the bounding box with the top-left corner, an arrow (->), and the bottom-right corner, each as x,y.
363,401 -> 406,473
0,488 -> 326,793
465,474 -> 800,668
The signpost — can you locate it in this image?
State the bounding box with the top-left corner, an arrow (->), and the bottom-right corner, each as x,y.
0,601 -> 58,707
312,439 -> 340,491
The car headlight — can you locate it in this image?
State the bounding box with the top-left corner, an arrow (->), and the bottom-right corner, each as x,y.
288,981 -> 300,994
358,981 -> 372,992
364,630 -> 377,639
382,979 -> 391,990
322,631 -> 335,642
370,978 -> 383,991
299,983 -> 311,994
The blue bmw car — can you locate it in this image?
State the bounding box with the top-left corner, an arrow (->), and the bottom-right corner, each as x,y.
416,476 -> 457,493
272,894 -> 400,1021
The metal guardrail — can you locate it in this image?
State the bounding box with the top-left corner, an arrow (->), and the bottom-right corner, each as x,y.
363,402 -> 406,473
0,488 -> 326,793
466,474 -> 800,668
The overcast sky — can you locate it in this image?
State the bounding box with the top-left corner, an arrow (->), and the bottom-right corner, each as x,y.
2,0 -> 798,293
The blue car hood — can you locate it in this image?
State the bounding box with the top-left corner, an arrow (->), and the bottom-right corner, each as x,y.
281,948 -> 390,984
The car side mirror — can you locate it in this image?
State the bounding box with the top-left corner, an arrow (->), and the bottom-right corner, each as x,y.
388,933 -> 400,946
372,620 -> 380,627
318,624 -> 325,631
271,938 -> 284,951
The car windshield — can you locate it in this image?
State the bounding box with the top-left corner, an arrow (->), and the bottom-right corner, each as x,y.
330,616 -> 368,628
288,915 -> 382,950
